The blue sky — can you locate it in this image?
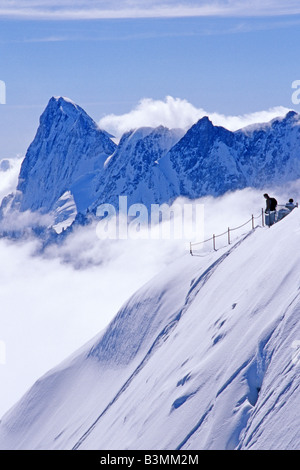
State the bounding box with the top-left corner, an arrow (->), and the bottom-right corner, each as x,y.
0,1 -> 300,157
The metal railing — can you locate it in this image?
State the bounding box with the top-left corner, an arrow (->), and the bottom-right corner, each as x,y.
189,203 -> 298,256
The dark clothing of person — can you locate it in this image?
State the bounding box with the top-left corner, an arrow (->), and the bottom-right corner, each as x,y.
264,194 -> 277,226
265,197 -> 277,213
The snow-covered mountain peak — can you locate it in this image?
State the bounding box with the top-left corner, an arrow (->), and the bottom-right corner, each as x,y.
12,97 -> 116,214
267,110 -> 300,131
115,125 -> 184,153
174,115 -> 232,150
191,115 -> 229,134
239,110 -> 299,136
52,95 -> 76,105
39,96 -> 99,133
284,109 -> 298,119
43,95 -> 77,118
91,124 -> 185,209
194,115 -> 213,127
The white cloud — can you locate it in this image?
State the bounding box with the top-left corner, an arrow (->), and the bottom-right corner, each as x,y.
99,96 -> 201,137
0,157 -> 23,203
98,96 -> 291,138
1,1 -> 300,20
0,208 -> 54,233
208,106 -> 293,132
0,218 -> 189,417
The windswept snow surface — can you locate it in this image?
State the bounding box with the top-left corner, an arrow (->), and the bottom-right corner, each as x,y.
0,209 -> 299,450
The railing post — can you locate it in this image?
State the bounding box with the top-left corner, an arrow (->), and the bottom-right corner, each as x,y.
190,208 -> 268,256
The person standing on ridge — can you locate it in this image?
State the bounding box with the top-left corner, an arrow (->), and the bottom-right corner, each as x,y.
285,198 -> 297,211
264,193 -> 277,226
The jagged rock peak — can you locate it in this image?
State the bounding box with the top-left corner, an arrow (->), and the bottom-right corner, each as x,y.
15,96 -> 117,214
39,96 -> 98,129
285,110 -> 298,119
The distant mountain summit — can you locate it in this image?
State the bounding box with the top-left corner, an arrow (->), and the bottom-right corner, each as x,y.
161,111 -> 300,199
235,110 -> 300,187
16,96 -> 116,214
90,125 -> 185,210
162,116 -> 242,198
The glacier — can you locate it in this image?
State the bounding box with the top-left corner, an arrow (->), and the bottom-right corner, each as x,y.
0,206 -> 299,450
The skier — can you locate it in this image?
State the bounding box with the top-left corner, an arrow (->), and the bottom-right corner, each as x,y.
264,193 -> 277,226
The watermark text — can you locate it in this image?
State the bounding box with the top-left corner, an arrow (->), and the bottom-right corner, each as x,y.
291,80 -> 300,105
96,196 -> 204,242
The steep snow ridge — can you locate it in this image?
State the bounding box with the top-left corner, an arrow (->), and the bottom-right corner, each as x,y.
52,191 -> 77,234
0,209 -> 299,450
15,96 -> 116,214
0,249 -> 196,450
91,125 -> 184,210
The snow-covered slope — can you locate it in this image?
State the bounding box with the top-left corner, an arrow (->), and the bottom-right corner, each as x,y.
0,208 -> 299,450
51,191 -> 77,234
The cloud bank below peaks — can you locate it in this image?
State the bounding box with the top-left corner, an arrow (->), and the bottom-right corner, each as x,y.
0,157 -> 23,203
98,96 -> 291,139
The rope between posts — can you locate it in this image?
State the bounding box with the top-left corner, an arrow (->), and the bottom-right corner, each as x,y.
190,209 -> 264,254
229,217 -> 253,231
190,203 -> 298,255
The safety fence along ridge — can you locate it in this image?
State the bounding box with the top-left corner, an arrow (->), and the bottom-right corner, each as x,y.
190,203 -> 298,255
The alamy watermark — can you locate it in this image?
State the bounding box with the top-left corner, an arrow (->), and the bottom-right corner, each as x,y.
95,196 -> 204,241
291,80 -> 300,105
0,340 -> 6,365
0,80 -> 6,104
291,340 -> 300,366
